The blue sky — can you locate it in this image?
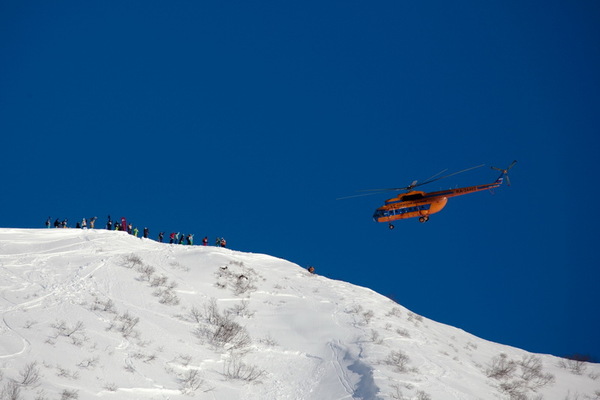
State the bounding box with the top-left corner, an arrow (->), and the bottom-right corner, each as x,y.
1,1 -> 599,360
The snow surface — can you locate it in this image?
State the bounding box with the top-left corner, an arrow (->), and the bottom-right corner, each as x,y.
0,228 -> 597,400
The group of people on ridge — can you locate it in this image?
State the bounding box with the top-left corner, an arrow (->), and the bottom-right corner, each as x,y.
45,215 -> 226,248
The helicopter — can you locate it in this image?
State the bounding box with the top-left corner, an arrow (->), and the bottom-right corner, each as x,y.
339,161 -> 517,229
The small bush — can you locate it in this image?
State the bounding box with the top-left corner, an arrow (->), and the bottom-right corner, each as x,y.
60,389 -> 79,400
486,354 -> 554,398
558,357 -> 588,375
123,254 -> 143,269
223,357 -> 265,382
193,298 -> 251,351
107,311 -> 140,339
178,370 -> 206,394
486,354 -> 517,379
16,361 -> 42,387
50,320 -> 87,346
384,350 -> 411,373
1,381 -> 21,400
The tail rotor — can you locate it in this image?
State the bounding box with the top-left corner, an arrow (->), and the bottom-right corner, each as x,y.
491,160 -> 517,186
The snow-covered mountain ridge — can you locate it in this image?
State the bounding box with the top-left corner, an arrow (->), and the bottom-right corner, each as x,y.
0,228 -> 597,400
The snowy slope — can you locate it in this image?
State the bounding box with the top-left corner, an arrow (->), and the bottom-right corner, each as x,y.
0,228 -> 598,400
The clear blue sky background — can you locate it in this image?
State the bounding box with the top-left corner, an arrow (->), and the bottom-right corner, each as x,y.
2,1 -> 599,360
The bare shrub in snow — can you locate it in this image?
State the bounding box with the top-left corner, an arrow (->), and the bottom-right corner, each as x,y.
362,310 -> 375,325
23,320 -> 37,329
153,287 -> 180,306
1,381 -> 21,400
178,369 -> 211,394
519,355 -> 555,390
60,389 -> 78,400
223,357 -> 265,382
558,357 -> 588,376
228,300 -> 255,318
390,383 -> 406,399
188,306 -> 203,323
175,354 -> 193,367
386,307 -> 402,318
370,329 -> 383,345
17,362 -> 41,387
486,353 -> 517,379
383,350 -> 411,373
465,341 -> 478,351
50,320 -> 87,345
102,383 -> 118,392
56,366 -> 79,380
150,274 -> 168,287
347,304 -> 363,315
396,328 -> 411,338
486,354 -> 554,398
258,335 -> 278,347
193,298 -> 251,351
407,312 -> 423,325
91,297 -> 116,314
416,390 -> 432,400
123,254 -> 143,269
76,357 -> 99,370
107,311 -> 140,339
211,316 -> 250,350
137,265 -> 156,282
215,263 -> 259,296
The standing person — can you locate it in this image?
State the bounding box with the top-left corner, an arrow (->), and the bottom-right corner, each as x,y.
90,217 -> 97,229
107,216 -> 112,230
45,217 -> 51,228
81,218 -> 87,229
143,227 -> 149,238
121,217 -> 127,232
178,234 -> 185,244
215,237 -> 221,246
127,223 -> 133,234
220,238 -> 226,248
158,232 -> 164,242
169,232 -> 176,244
133,227 -> 139,237
186,234 -> 194,245
54,218 -> 61,228
62,219 -> 68,228
202,236 -> 208,246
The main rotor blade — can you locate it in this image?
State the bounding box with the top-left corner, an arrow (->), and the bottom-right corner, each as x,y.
507,160 -> 517,170
414,164 -> 485,188
336,192 -> 389,200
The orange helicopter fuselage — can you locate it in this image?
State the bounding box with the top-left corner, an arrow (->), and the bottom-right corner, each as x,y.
372,177 -> 504,223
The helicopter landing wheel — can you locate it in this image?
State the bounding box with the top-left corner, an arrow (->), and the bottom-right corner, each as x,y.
419,216 -> 429,223
388,223 -> 395,230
